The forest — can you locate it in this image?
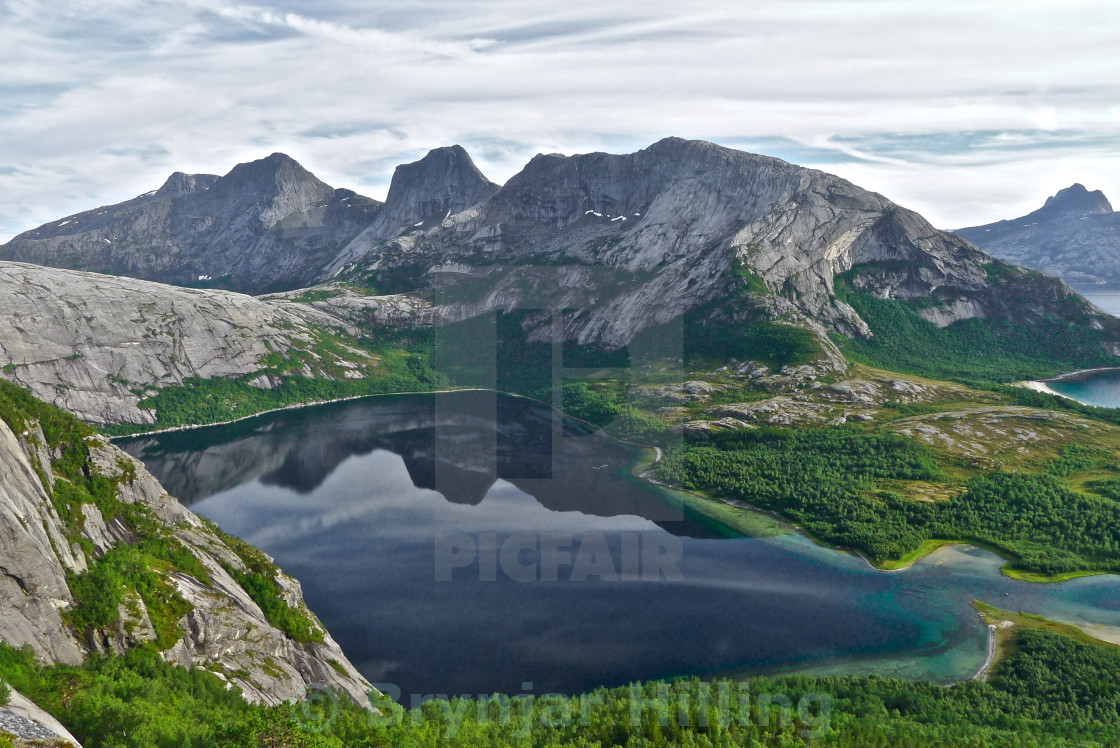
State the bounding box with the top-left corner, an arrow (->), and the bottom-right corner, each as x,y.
656,427 -> 1120,576
832,274 -> 1117,382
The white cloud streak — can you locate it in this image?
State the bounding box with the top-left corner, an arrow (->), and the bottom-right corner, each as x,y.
0,0 -> 1118,239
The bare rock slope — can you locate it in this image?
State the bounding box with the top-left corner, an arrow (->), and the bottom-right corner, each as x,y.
0,263 -> 417,425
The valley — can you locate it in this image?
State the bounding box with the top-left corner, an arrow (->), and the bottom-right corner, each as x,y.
2,139 -> 1119,748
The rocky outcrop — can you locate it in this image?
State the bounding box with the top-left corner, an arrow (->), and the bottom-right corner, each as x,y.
956,184 -> 1120,284
0,154 -> 382,294
1,687 -> 83,747
0,402 -> 373,707
0,263 -> 408,425
322,145 -> 499,277
0,420 -> 86,666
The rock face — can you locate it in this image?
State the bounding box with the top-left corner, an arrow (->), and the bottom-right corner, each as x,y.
1,686 -> 84,746
329,137 -> 1106,346
0,263 -> 412,425
956,184 -> 1120,284
322,145 -> 499,277
0,421 -> 86,666
0,153 -> 381,294
0,404 -> 373,707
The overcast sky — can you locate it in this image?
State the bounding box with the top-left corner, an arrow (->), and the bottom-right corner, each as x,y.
2,0 -> 1119,241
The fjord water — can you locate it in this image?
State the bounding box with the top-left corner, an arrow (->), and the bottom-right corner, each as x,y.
121,392 -> 1120,698
1074,283 -> 1120,318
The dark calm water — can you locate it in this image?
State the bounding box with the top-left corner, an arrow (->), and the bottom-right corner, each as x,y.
120,392 -> 1120,699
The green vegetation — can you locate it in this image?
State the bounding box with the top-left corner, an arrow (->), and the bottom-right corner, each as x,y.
214,531 -> 323,643
104,344 -> 449,438
66,544 -> 194,649
732,256 -> 769,295
561,380 -> 670,443
680,301 -> 821,371
658,427 -> 1120,575
287,283 -> 379,304
832,274 -> 1118,382
1,620 -> 1118,747
0,379 -> 206,649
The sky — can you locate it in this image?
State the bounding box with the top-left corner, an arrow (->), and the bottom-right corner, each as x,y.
1,0 -> 1119,241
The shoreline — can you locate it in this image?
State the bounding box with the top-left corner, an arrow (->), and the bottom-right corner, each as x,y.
1016,380 -> 1079,402
972,623 -> 997,681
108,387 -> 498,440
1044,365 -> 1120,383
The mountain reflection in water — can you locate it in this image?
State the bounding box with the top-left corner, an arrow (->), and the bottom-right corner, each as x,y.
120,391 -> 1120,698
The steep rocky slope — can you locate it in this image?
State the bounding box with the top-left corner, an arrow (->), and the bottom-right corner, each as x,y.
956,184 -> 1120,284
0,154 -> 381,294
0,263 -> 420,425
0,382 -> 372,706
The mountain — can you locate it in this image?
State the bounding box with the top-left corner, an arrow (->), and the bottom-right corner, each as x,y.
329,137 -> 1109,349
3,139 -> 1119,433
0,381 -> 372,707
955,184 -> 1120,284
0,153 -> 382,294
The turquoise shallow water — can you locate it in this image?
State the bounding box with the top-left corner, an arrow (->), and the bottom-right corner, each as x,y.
120,392 -> 1120,698
1047,371 -> 1120,408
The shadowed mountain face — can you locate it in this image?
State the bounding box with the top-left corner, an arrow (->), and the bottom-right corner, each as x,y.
0,153 -> 382,294
956,184 -> 1120,284
322,145 -> 499,277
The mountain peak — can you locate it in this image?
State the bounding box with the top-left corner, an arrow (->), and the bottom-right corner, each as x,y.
223,152 -> 324,191
382,144 -> 498,218
155,171 -> 219,198
1041,183 -> 1113,216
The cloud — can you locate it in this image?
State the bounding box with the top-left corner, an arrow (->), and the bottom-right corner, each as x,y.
1,0 -> 1119,240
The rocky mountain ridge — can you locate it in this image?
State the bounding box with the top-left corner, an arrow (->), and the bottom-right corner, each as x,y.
956,184 -> 1120,284
328,138 -> 1110,350
0,262 -> 425,425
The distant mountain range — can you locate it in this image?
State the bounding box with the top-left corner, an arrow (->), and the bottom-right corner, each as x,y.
0,138 -> 1084,338
3,138 -> 1119,427
955,184 -> 1120,285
